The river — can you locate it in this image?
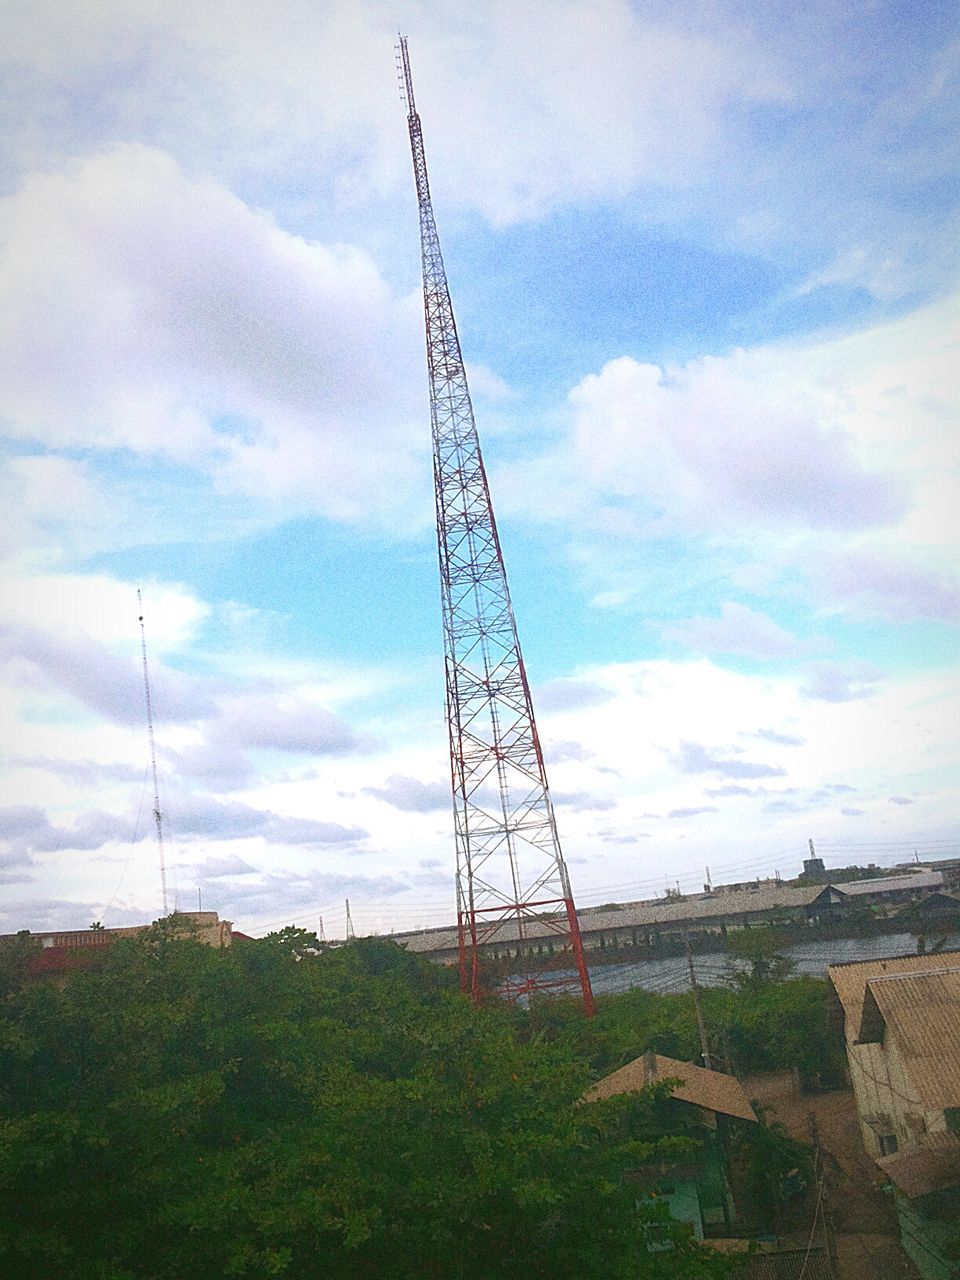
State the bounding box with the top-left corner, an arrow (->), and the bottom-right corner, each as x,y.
538,931 -> 960,998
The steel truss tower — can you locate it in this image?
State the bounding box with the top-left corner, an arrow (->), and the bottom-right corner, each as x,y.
397,36 -> 594,1014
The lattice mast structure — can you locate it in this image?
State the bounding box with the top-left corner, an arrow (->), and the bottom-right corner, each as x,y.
137,589 -> 168,916
397,36 -> 594,1014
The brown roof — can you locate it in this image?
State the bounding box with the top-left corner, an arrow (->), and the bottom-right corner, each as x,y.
582,1051 -> 757,1122
827,949 -> 960,1037
729,1250 -> 833,1280
877,1131 -> 960,1198
857,968 -> 960,1108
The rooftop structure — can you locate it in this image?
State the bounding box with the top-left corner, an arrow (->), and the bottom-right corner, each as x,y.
583,1051 -> 757,1123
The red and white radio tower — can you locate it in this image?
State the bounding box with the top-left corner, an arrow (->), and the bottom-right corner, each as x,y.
397,36 -> 594,1014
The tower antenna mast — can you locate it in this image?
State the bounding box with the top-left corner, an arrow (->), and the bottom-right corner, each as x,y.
138,589 -> 168,916
396,36 -> 594,1014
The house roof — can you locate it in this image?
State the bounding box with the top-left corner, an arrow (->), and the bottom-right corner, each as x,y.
877,1131 -> 960,1199
831,871 -> 943,897
582,1051 -> 758,1122
857,968 -> 960,1108
827,949 -> 960,1038
728,1250 -> 833,1280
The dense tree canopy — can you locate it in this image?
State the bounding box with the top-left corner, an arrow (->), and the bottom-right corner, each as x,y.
0,925 -> 731,1280
528,964 -> 845,1089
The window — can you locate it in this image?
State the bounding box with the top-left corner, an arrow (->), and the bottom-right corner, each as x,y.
878,1133 -> 898,1156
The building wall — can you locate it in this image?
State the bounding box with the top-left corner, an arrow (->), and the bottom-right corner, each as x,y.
847,1034 -> 946,1160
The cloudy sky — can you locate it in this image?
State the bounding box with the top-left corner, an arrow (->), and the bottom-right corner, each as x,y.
1,0 -> 958,940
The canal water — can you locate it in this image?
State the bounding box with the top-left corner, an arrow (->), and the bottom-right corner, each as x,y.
542,931 -> 960,998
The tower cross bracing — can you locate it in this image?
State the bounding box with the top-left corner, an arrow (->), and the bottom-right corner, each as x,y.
397,36 -> 594,1013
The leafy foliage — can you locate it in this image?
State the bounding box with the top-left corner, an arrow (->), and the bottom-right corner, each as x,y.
726,1111 -> 812,1231
529,968 -> 844,1089
722,928 -> 796,991
0,930 -> 729,1279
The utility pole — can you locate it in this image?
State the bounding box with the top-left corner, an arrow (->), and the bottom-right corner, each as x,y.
808,1112 -> 838,1275
396,35 -> 593,1014
684,928 -> 713,1070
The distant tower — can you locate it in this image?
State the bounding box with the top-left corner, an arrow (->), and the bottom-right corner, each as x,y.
803,837 -> 826,881
397,36 -> 594,1014
138,590 -> 169,915
345,898 -> 355,941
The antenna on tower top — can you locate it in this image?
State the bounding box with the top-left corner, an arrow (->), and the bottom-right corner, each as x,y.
137,589 -> 168,916
395,33 -> 416,117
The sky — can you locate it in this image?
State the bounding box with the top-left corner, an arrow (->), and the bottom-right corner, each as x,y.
1,0 -> 958,941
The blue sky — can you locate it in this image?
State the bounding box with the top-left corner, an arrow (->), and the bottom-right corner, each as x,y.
1,0 -> 958,938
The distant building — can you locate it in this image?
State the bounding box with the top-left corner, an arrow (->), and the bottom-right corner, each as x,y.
828,952 -> 960,1279
0,912 -> 235,984
391,869 -> 945,964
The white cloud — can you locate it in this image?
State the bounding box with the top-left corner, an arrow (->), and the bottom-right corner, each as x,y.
664,602 -> 827,659
2,0 -> 950,297
496,289 -> 960,635
362,774 -> 449,813
818,549 -> 960,622
801,661 -> 884,704
0,146 -> 428,527
566,352 -> 904,535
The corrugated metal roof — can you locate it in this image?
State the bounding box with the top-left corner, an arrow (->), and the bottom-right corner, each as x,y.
877,1131 -> 960,1198
828,950 -> 960,1037
729,1249 -> 833,1280
395,885 -> 826,952
392,875 -> 945,955
859,968 -> 960,1108
582,1051 -> 758,1122
833,871 -> 942,897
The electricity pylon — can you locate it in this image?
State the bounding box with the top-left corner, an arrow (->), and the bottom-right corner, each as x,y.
397,36 -> 594,1014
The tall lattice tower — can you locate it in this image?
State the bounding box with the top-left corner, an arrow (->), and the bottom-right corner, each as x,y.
397,36 -> 594,1014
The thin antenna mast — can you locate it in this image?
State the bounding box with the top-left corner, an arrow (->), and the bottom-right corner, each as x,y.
138,590 -> 168,916
345,898 -> 355,941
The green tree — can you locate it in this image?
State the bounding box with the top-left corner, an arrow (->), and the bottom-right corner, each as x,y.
727,1110 -> 812,1232
0,930 -> 729,1279
723,928 -> 796,992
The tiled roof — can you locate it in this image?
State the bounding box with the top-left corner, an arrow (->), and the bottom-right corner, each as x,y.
827,949 -> 960,1037
582,1051 -> 758,1122
877,1131 -> 960,1199
858,968 -> 960,1108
